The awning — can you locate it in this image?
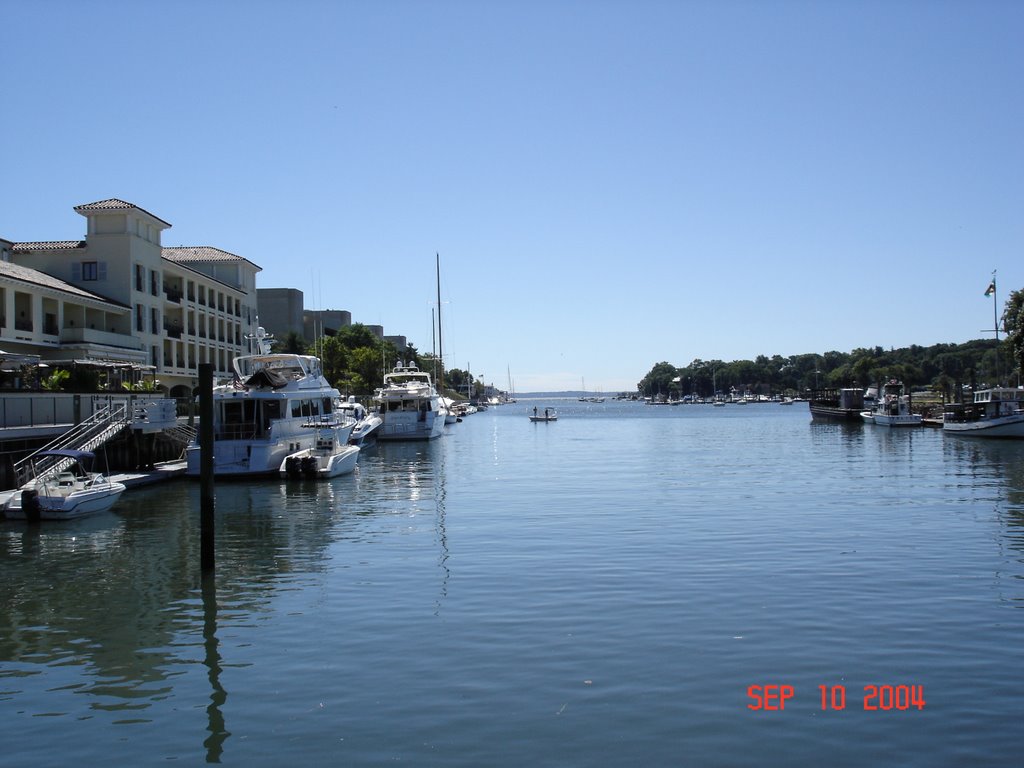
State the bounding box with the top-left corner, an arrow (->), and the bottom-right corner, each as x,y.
0,349 -> 42,370
38,358 -> 156,370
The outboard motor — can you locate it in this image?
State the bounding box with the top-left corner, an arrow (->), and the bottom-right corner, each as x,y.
21,488 -> 41,524
284,456 -> 302,479
300,456 -> 318,478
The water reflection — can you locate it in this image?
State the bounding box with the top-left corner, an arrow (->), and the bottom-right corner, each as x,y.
0,441 -> 454,756
201,574 -> 227,762
943,436 -> 1024,570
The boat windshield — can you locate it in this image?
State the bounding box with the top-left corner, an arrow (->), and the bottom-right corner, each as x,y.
234,353 -> 320,380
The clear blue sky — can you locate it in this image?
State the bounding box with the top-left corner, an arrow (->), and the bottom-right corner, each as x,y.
3,1 -> 1021,392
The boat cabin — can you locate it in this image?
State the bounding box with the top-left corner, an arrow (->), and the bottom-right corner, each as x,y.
216,395 -> 335,440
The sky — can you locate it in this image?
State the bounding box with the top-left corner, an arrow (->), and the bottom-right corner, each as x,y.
2,0 -> 1022,393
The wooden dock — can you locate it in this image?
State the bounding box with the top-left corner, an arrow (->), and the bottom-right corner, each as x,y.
110,460 -> 188,488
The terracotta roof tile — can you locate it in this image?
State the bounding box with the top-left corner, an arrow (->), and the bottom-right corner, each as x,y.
12,240 -> 87,252
74,198 -> 171,228
163,246 -> 261,270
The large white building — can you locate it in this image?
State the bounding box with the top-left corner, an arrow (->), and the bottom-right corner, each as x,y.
3,199 -> 261,396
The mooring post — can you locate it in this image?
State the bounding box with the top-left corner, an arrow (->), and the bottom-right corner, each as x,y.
199,363 -> 215,573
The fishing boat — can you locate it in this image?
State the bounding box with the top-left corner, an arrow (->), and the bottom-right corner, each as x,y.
373,362 -> 445,440
185,326 -> 345,476
809,388 -> 865,422
337,396 -> 383,446
4,449 -> 126,521
942,388 -> 1024,438
866,381 -> 922,427
529,408 -> 558,422
280,421 -> 360,479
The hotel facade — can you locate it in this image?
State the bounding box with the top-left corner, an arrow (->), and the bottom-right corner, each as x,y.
2,199 -> 261,397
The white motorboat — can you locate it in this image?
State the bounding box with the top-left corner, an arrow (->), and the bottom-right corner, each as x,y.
438,396 -> 460,425
185,326 -> 345,476
867,381 -> 922,427
337,396 -> 383,446
280,421 -> 360,479
373,363 -> 445,441
943,387 -> 1024,438
529,408 -> 558,422
4,449 -> 126,521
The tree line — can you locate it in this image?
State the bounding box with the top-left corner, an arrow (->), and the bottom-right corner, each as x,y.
638,288 -> 1024,400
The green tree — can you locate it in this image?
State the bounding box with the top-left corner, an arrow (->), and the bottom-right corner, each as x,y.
348,346 -> 391,395
336,324 -> 384,351
1003,288 -> 1024,383
638,362 -> 678,398
41,368 -> 70,391
280,331 -> 307,354
319,335 -> 350,387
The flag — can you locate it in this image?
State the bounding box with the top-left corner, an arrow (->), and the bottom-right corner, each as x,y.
984,281 -> 995,297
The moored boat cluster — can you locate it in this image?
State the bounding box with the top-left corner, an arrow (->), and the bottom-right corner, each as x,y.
808,381 -> 1024,438
1,325 -> 482,522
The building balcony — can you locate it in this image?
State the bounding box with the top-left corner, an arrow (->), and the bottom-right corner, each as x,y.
60,327 -> 144,350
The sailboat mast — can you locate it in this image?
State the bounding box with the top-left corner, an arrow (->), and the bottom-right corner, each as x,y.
436,253 -> 444,394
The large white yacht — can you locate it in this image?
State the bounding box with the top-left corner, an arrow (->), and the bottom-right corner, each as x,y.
185,327 -> 349,476
373,363 -> 445,441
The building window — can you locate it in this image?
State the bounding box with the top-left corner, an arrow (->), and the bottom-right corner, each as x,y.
82,262 -> 98,281
136,304 -> 144,332
151,270 -> 159,297
151,307 -> 159,334
135,265 -> 145,292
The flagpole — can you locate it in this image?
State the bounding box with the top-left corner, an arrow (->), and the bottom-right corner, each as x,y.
987,270 -> 1001,384
991,270 -> 999,345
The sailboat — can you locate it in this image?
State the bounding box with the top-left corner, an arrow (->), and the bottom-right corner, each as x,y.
434,254 -> 458,425
580,377 -> 605,403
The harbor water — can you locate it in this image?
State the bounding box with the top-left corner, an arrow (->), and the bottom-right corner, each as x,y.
2,400 -> 1023,766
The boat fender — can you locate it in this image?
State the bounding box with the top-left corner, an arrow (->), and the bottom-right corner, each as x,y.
21,488 -> 41,524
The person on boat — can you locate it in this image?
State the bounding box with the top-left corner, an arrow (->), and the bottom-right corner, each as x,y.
544,408 -> 549,419
533,407 -> 538,418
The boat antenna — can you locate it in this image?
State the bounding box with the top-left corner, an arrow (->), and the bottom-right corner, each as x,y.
244,318 -> 274,356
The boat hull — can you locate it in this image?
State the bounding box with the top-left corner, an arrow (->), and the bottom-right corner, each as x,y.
349,416 -> 383,446
872,414 -> 922,427
943,414 -> 1024,439
5,485 -> 126,521
376,411 -> 444,440
809,405 -> 863,422
186,438 -> 313,477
